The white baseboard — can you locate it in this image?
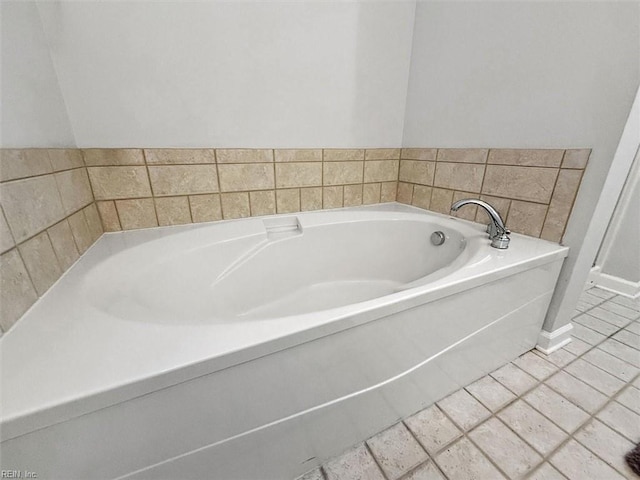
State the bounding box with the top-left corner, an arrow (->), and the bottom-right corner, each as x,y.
536,323 -> 573,355
587,266 -> 640,298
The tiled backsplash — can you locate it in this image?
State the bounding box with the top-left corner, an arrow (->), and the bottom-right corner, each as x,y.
0,149 -> 103,332
397,148 -> 589,242
0,147 -> 588,334
86,148 -> 399,231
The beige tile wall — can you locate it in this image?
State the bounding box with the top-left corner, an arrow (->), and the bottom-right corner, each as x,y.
397,148 -> 589,242
88,148 -> 400,231
0,146 -> 589,335
0,149 -> 103,333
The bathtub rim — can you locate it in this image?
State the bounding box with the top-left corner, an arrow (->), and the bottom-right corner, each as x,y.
0,203 -> 569,441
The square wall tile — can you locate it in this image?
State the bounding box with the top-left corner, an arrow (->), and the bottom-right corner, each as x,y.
364,160 -> 399,183
363,183 -> 381,205
400,148 -> 437,161
541,169 -> 583,242
433,163 -> 484,193
437,148 -> 488,164
221,192 -> 250,219
115,199 -> 158,230
300,187 -> 322,211
487,149 -> 563,167
82,149 -> 144,166
381,182 -> 397,202
323,186 -> 343,209
365,148 -> 400,160
483,165 -> 558,203
276,189 -> 300,213
47,220 -> 80,270
55,168 -> 93,215
249,190 -> 276,216
562,149 -> 590,169
88,166 -> 152,200
150,165 -> 220,196
275,163 -> 322,188
0,149 -> 52,182
47,149 -> 84,171
396,182 -> 413,204
343,184 -> 363,207
0,208 -> 15,254
215,149 -> 273,163
144,149 -> 215,164
399,160 -> 435,185
274,149 -> 322,162
411,185 -> 432,210
1,175 -> 66,243
84,204 -> 103,248
450,191 -> 477,221
0,249 -> 38,332
18,231 -> 62,296
155,196 -> 192,226
323,149 -> 364,161
189,194 -> 222,223
323,161 -> 363,185
506,200 -> 548,237
429,188 -> 454,215
96,201 -> 122,232
67,209 -> 94,253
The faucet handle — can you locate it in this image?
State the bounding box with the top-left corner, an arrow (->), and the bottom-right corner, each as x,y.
491,232 -> 510,249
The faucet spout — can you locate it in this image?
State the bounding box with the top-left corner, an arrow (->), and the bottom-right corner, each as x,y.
450,198 -> 510,249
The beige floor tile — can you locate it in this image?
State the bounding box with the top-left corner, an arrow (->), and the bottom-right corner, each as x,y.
297,468 -> 323,480
612,329 -> 640,350
367,423 -> 428,480
574,419 -> 636,477
400,462 -> 445,480
527,463 -> 567,480
562,338 -> 591,356
465,375 -> 516,412
323,444 -> 385,480
570,323 -> 606,346
582,348 -> 639,382
490,363 -> 538,395
436,389 -> 491,431
524,384 -> 589,433
404,405 -> 462,455
573,313 -> 619,336
564,358 -> 626,396
435,438 -> 506,480
513,351 -> 558,380
497,400 -> 567,455
598,339 -> 640,368
545,371 -> 607,414
616,386 -> 640,414
587,306 -> 633,328
469,417 -> 542,478
534,348 -> 576,368
596,402 -> 640,442
550,439 -> 625,480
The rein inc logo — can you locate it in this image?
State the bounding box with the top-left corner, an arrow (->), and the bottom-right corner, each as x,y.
1,472 -> 37,478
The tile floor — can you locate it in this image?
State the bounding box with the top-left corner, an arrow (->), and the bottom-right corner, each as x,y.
297,288 -> 640,480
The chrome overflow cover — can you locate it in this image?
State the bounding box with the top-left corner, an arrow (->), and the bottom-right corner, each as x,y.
430,231 -> 446,246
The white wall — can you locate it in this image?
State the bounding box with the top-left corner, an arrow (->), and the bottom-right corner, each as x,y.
402,1 -> 640,334
0,1 -> 75,147
35,1 -> 416,148
597,149 -> 640,284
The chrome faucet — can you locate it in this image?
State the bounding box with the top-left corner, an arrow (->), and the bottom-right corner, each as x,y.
450,198 -> 510,249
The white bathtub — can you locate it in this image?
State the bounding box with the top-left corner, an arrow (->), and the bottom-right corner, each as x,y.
0,203 -> 568,479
